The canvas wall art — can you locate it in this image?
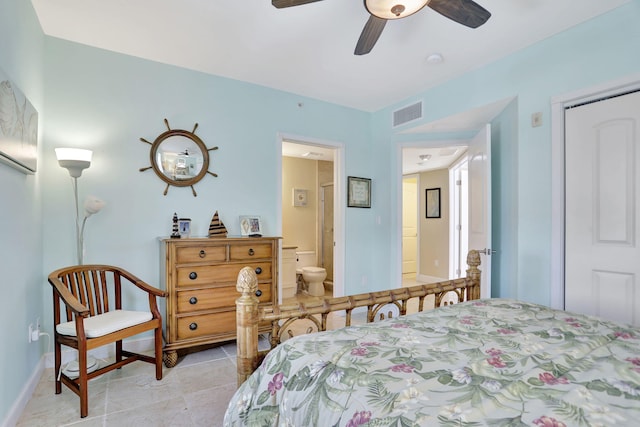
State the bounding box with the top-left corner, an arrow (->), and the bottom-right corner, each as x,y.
0,67 -> 38,174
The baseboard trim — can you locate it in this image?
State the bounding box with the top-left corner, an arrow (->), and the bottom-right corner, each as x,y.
2,357 -> 44,427
416,274 -> 446,284
2,336 -> 155,427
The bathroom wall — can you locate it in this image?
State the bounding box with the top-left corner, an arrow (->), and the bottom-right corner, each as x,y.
282,156 -> 318,252
419,169 -> 449,279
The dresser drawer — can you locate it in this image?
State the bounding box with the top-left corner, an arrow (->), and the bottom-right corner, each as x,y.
229,243 -> 273,260
177,311 -> 235,340
176,284 -> 272,313
176,261 -> 273,287
161,237 -> 279,366
176,244 -> 227,264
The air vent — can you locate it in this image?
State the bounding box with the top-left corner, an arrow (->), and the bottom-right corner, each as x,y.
393,101 -> 422,127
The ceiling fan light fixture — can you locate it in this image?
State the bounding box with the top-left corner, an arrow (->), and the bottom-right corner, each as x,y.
365,0 -> 429,20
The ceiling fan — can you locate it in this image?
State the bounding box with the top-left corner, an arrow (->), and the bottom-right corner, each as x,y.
272,0 -> 491,55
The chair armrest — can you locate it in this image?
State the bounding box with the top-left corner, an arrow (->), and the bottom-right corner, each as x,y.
118,268 -> 167,298
48,276 -> 90,317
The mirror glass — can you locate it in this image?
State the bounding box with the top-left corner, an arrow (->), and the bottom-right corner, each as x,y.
155,135 -> 204,181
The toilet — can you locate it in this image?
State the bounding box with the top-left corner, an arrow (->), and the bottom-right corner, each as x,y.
296,251 -> 327,297
302,267 -> 327,297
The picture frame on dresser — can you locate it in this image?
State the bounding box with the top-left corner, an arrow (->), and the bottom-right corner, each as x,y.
239,215 -> 263,237
178,218 -> 191,238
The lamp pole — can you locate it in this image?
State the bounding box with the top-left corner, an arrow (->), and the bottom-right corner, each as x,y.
71,176 -> 84,265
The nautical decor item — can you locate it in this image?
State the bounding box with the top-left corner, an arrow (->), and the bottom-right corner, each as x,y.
171,213 -> 180,238
208,211 -> 228,238
139,119 -> 218,196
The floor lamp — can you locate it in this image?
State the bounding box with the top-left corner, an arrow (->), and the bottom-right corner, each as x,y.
55,148 -> 104,265
55,147 -> 104,374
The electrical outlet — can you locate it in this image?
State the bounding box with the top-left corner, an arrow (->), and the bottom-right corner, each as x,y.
36,317 -> 41,331
28,323 -> 33,343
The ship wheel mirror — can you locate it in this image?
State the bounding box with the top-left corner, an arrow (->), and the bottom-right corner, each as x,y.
139,119 -> 218,196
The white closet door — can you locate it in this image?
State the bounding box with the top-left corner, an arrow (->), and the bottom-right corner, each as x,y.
565,90 -> 640,326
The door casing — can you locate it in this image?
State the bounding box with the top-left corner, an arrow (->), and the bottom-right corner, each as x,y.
550,73 -> 640,309
277,133 -> 345,298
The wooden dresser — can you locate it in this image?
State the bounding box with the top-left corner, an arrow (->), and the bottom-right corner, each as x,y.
159,236 -> 279,367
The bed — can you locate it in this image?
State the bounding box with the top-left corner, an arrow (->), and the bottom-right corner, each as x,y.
224,251 -> 640,426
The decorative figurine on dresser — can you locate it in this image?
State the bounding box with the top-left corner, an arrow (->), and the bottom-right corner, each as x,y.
159,213 -> 279,367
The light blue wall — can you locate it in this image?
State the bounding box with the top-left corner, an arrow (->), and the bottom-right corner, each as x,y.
2,0 -> 640,423
39,38 -> 373,326
0,0 -> 44,422
374,1 -> 640,305
490,99 -> 518,298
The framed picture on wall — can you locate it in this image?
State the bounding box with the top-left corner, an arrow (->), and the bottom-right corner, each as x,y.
347,176 -> 371,208
0,68 -> 38,174
426,188 -> 441,218
293,188 -> 308,207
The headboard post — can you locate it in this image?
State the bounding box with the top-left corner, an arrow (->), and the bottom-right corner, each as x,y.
235,266 -> 260,386
466,249 -> 482,300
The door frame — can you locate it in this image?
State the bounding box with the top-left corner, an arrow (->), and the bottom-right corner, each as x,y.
277,132 -> 346,298
550,73 -> 640,310
449,153 -> 469,279
396,140 -> 474,287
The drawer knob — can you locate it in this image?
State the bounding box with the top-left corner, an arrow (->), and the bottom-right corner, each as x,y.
189,297 -> 198,305
199,250 -> 206,258
255,289 -> 262,297
189,272 -> 197,280
255,267 -> 262,275
248,248 -> 255,256
189,322 -> 198,331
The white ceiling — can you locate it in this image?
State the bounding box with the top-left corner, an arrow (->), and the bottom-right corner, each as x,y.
31,0 -> 629,113
402,144 -> 468,175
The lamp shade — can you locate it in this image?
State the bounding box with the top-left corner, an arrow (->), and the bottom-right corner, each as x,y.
364,0 -> 429,19
55,148 -> 93,178
84,195 -> 105,217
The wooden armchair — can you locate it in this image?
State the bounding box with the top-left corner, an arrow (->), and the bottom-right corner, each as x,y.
48,265 -> 167,418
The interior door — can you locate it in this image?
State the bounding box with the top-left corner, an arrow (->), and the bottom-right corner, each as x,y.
565,91 -> 640,326
402,176 -> 418,276
467,124 -> 492,298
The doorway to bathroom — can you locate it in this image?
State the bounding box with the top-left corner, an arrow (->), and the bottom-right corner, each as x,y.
280,137 -> 343,300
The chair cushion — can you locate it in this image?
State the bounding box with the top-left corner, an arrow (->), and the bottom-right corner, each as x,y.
56,310 -> 153,338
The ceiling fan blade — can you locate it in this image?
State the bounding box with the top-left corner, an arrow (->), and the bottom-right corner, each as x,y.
427,0 -> 491,28
272,0 -> 324,8
354,15 -> 387,56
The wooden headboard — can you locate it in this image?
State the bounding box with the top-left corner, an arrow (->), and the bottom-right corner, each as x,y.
235,249 -> 482,385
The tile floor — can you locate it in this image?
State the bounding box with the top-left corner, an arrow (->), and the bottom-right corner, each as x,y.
16,290 -> 333,427
17,279 -> 431,426
17,342 -> 243,427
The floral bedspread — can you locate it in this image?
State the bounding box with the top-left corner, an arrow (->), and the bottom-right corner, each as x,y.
224,299 -> 640,426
